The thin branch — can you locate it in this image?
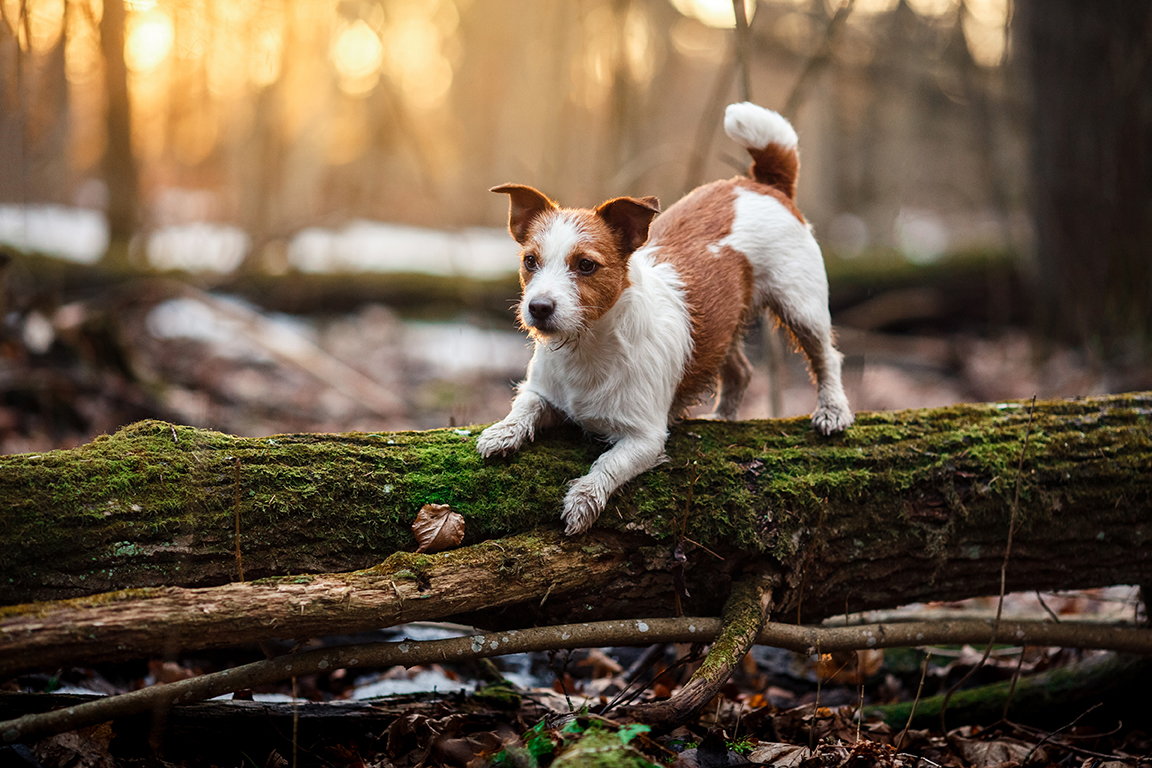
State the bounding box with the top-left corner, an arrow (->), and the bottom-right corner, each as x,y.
895,651 -> 931,751
620,573 -> 777,725
2,616 -> 1150,744
781,0 -> 856,121
732,0 -> 752,102
1021,703 -> 1103,766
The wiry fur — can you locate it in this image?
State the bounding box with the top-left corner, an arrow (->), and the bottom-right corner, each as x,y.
479,103 -> 853,535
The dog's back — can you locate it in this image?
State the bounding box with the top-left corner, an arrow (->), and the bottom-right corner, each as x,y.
646,103 -> 834,418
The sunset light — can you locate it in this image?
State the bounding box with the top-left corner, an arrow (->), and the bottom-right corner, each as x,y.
125,11 -> 174,73
669,0 -> 756,28
332,18 -> 384,96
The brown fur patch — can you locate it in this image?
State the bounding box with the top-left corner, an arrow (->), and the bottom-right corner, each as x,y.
745,143 -> 800,200
566,211 -> 633,324
646,181 -> 756,410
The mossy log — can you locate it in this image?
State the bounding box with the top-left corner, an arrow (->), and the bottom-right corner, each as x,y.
1,393 -> 1150,651
868,652 -> 1152,730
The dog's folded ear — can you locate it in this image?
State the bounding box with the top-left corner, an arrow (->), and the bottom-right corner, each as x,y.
595,196 -> 661,254
491,184 -> 558,245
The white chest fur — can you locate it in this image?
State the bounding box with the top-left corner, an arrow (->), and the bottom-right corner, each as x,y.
524,249 -> 692,440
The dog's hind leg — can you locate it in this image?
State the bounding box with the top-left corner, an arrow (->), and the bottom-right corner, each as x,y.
769,296 -> 853,435
714,336 -> 753,420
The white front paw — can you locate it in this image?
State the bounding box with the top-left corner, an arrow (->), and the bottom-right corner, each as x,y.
477,419 -> 528,458
812,401 -> 854,435
562,478 -> 606,536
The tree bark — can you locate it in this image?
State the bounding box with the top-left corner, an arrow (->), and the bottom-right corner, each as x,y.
98,0 -> 140,259
1020,0 -> 1152,353
1,392 -> 1150,646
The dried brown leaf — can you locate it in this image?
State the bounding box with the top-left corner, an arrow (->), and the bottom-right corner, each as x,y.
747,743 -> 811,767
412,503 -> 465,553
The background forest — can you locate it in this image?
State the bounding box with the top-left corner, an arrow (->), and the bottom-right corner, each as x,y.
2,2 -> 1152,765
0,0 -> 1149,454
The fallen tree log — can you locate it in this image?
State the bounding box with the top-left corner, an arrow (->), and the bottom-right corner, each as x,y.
1,393 -> 1150,677
3,393 -> 1150,604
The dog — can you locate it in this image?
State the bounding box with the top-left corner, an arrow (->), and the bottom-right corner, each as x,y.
477,102 -> 853,535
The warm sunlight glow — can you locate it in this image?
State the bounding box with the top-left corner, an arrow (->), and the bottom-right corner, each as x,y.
669,0 -> 755,29
27,0 -> 65,52
65,2 -> 102,83
963,10 -> 1007,66
326,96 -> 370,165
249,28 -> 283,88
173,108 -> 218,166
670,17 -> 725,60
966,0 -> 1009,28
381,1 -> 456,110
624,5 -> 655,85
332,18 -> 384,96
906,0 -> 957,18
65,0 -> 106,171
125,11 -> 174,73
848,0 -> 898,14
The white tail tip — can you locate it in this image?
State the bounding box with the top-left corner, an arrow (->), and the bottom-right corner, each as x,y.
724,102 -> 798,150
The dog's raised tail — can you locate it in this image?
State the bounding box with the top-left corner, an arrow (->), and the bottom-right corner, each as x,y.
723,102 -> 800,199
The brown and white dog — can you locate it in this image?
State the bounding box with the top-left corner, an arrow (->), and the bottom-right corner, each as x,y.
478,102 -> 853,535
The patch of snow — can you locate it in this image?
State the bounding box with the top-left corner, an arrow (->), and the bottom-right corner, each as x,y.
351,669 -> 473,699
146,223 -> 249,273
403,322 -> 531,377
0,205 -> 108,264
288,222 -> 518,278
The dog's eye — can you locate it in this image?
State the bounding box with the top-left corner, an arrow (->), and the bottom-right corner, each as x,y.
576,258 -> 598,275
522,254 -> 539,272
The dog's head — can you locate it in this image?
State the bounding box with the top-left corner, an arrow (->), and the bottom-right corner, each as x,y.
492,184 -> 659,340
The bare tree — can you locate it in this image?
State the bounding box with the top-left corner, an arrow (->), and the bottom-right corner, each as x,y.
99,0 -> 140,260
1019,0 -> 1152,355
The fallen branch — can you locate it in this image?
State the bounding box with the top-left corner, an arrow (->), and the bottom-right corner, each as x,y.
0,530 -> 635,677
3,616 -> 1150,744
623,574 -> 776,725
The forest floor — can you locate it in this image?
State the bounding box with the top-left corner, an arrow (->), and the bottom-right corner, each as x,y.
6,588 -> 1150,768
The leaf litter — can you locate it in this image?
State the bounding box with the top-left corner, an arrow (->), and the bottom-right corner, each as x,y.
8,600 -> 1151,768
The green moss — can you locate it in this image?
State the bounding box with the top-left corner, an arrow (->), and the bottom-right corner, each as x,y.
551,728 -> 661,768
470,681 -> 522,709
2,393 -> 1150,606
692,577 -> 770,681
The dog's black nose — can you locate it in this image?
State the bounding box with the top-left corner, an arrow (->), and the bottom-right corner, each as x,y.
528,299 -> 555,322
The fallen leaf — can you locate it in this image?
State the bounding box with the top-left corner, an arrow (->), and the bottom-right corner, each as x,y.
33,723 -> 115,768
816,649 -> 885,684
412,503 -> 465,553
952,735 -> 1040,767
577,648 -> 624,677
747,743 -> 811,767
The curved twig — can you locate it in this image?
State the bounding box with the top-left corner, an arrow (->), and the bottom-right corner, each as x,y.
619,573 -> 776,726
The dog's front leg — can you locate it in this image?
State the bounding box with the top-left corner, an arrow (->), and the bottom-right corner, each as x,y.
562,431 -> 666,535
477,388 -> 555,458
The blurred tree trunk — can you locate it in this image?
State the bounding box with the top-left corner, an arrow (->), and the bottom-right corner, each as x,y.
1020,0 -> 1152,355
99,0 -> 139,263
